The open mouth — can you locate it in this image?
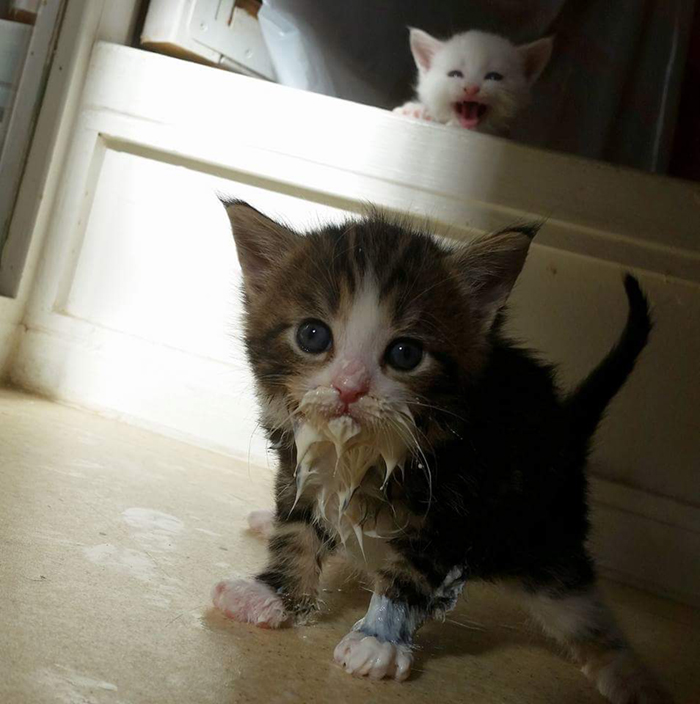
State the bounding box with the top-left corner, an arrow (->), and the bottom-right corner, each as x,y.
454,101 -> 488,129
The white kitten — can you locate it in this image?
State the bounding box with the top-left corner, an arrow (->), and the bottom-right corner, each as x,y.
395,28 -> 553,136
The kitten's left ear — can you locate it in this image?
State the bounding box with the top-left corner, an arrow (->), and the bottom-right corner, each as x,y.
453,225 -> 539,331
518,36 -> 554,84
220,199 -> 300,299
409,28 -> 444,72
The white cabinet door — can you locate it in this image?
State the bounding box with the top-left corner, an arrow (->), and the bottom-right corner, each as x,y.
10,42 -> 700,606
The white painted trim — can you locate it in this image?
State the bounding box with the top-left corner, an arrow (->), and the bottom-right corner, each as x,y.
72,46 -> 700,274
0,0 -> 109,374
11,324 -> 264,463
0,0 -> 144,372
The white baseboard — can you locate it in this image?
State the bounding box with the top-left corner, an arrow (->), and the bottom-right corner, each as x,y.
9,320 -> 700,608
10,323 -> 268,464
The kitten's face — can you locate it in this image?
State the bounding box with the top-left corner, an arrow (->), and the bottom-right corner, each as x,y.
411,29 -> 553,135
224,203 -> 534,457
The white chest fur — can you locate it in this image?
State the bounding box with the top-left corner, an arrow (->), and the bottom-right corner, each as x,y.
293,417 -> 412,572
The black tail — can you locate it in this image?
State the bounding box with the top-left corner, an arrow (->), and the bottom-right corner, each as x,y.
565,274 -> 651,440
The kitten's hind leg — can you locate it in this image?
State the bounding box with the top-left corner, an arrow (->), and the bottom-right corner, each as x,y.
213,519 -> 334,627
520,583 -> 672,704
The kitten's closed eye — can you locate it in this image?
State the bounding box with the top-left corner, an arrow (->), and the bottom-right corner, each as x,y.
296,320 -> 332,354
484,71 -> 503,81
385,339 -> 423,372
447,69 -> 463,78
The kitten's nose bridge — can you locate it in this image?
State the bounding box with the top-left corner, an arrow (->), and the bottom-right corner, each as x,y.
332,358 -> 370,406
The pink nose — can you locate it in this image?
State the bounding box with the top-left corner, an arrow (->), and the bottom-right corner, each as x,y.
332,359 -> 370,407
463,84 -> 480,97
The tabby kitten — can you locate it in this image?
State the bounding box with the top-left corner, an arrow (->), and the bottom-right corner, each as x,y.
212,202 -> 670,703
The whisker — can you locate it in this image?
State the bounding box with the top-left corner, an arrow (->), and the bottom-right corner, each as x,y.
385,414 -> 434,515
408,399 -> 469,424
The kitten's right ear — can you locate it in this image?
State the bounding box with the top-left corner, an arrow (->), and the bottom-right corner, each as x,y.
518,36 -> 554,84
453,224 -> 539,332
220,199 -> 299,298
409,28 -> 443,72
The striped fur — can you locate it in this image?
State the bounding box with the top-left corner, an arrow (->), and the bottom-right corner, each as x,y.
212,201 -> 669,700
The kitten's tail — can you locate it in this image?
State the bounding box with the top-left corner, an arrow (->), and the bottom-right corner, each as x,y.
565,274 -> 651,440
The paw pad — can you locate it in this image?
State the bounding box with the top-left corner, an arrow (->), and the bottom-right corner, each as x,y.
212,578 -> 288,628
246,509 -> 275,538
333,631 -> 412,681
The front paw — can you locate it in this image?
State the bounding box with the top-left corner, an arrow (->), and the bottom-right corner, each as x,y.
333,631 -> 413,681
212,578 -> 289,628
393,102 -> 433,121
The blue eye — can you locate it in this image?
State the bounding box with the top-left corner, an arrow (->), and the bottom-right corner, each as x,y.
447,70 -> 464,78
385,339 -> 423,371
296,320 -> 332,354
484,71 -> 504,81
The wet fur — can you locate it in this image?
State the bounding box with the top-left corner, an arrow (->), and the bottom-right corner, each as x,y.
214,202 -> 670,702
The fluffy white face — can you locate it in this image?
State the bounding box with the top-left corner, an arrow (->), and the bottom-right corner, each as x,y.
411,29 -> 553,135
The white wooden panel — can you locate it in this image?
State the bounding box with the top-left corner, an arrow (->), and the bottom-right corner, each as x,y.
51,142 -> 700,504
64,150 -> 350,361
63,151 -> 240,362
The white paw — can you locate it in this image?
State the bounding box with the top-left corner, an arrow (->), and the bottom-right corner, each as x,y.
211,578 -> 288,628
333,631 -> 412,681
393,102 -> 432,121
587,651 -> 673,704
246,509 -> 275,538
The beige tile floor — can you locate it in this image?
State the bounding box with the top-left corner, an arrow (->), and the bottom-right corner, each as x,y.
1,388 -> 698,703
